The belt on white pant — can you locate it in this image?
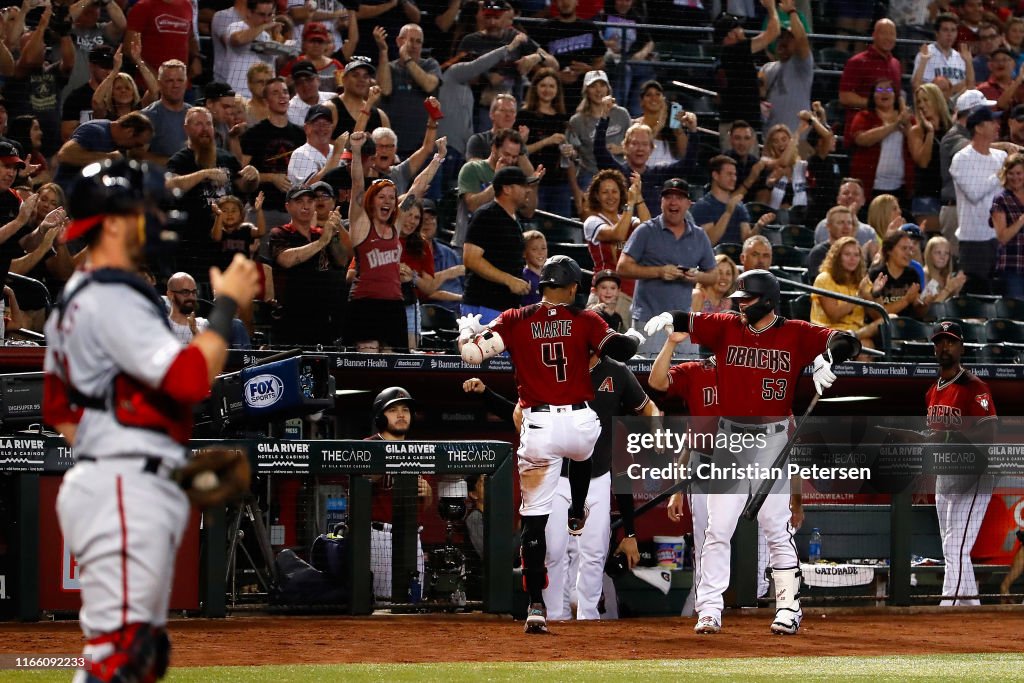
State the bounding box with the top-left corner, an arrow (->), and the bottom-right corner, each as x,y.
528,402 -> 589,413
77,455 -> 178,479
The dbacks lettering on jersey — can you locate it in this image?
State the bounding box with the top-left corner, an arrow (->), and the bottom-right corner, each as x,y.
927,404 -> 962,428
725,346 -> 792,373
531,320 -> 573,339
702,385 -> 717,408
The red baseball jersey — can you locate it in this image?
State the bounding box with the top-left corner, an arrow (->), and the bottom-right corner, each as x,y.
688,312 -> 834,418
925,368 -> 997,431
490,303 -> 616,408
666,358 -> 720,453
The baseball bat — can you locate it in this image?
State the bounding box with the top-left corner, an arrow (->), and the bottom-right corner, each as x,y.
740,394 -> 820,521
609,478 -> 688,532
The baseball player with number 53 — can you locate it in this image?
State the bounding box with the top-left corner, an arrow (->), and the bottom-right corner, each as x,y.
645,269 -> 860,635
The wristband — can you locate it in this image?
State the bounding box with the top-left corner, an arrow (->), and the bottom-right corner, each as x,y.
208,295 -> 239,343
625,532 -> 637,539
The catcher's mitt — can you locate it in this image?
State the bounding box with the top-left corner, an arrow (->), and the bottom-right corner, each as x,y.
174,447 -> 251,507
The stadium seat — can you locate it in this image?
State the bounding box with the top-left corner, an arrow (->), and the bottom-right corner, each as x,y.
746,202 -> 776,225
419,304 -> 459,351
781,225 -> 816,249
6,273 -> 50,313
786,294 -> 811,321
771,244 -> 810,268
548,242 -> 594,271
539,218 -> 583,244
994,298 -> 1024,321
760,223 -> 783,246
946,295 -> 995,320
714,242 -> 743,261
925,301 -> 950,322
890,316 -> 930,341
980,344 -> 1021,364
984,318 -> 1024,344
895,341 -> 934,360
951,320 -> 987,344
817,47 -> 851,68
771,266 -> 804,283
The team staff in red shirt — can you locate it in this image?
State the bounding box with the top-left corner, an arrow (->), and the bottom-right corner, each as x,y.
926,321 -> 998,606
457,254 -> 642,634
645,269 -> 860,636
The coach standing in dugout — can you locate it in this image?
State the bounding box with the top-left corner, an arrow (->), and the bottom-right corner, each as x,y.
457,254 -> 642,634
645,269 -> 860,636
925,321 -> 998,606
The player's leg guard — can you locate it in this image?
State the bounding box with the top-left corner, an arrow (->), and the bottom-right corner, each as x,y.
521,514 -> 549,603
769,567 -> 802,635
79,623 -> 169,682
567,457 -> 591,533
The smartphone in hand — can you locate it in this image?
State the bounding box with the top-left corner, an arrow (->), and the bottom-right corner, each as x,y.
669,102 -> 683,130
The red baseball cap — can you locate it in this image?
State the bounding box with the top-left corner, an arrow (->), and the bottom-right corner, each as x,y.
303,22 -> 329,41
0,141 -> 25,169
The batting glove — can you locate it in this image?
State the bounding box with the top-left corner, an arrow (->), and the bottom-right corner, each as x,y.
812,350 -> 836,395
624,327 -> 646,345
456,313 -> 485,343
643,312 -> 674,337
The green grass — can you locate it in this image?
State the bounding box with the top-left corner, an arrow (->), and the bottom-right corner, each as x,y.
2,654 -> 1023,682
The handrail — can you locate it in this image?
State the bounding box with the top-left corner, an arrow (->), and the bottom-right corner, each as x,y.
777,279 -> 892,356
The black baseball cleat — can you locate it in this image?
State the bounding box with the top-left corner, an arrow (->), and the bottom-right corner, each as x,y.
524,603 -> 549,634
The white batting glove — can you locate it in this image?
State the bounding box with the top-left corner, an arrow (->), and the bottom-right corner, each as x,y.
644,312 -> 674,337
624,327 -> 646,345
456,313 -> 485,343
812,350 -> 836,395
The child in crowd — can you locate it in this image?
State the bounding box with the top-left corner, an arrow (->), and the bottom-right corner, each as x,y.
690,254 -> 738,314
211,193 -> 266,269
588,269 -> 624,331
521,230 -> 547,306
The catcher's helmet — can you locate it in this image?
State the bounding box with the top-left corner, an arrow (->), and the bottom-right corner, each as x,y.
538,255 -> 583,291
65,158 -> 183,277
373,386 -> 415,431
729,268 -> 780,320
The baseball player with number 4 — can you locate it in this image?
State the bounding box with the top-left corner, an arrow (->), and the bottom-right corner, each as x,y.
645,269 -> 860,635
43,160 -> 257,683
458,254 -> 643,634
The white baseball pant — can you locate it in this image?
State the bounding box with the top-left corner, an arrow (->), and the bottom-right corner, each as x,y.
518,405 -> 601,517
370,524 -> 425,601
936,474 -> 994,606
543,472 -> 612,620
56,459 -> 190,637
694,419 -> 799,621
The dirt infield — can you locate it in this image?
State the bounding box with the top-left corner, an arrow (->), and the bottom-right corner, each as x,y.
2,610 -> 1023,666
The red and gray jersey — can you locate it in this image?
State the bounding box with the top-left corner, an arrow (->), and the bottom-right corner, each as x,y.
688,312 -> 834,419
925,368 -> 997,432
666,358 -> 720,449
43,271 -> 209,462
490,303 -> 615,408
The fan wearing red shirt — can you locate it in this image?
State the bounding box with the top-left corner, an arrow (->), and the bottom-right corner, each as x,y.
457,254 -> 641,634
926,320 -> 998,606
644,269 -> 860,636
126,0 -> 200,77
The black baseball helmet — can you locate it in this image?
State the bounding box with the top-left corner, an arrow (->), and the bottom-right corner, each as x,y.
538,255 -> 583,291
372,386 -> 415,431
729,269 -> 781,319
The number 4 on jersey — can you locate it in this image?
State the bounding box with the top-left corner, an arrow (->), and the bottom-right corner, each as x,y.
542,342 -> 567,382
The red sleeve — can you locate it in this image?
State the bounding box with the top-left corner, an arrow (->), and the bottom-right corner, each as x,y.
847,110 -> 875,146
792,320 -> 836,370
665,363 -> 689,401
688,312 -> 724,351
488,308 -> 513,339
42,372 -> 83,427
158,346 -> 212,403
126,0 -> 149,32
585,309 -> 615,352
966,379 -> 997,419
838,55 -> 861,94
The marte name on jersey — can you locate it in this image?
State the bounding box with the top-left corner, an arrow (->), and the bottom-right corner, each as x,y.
531,320 -> 573,339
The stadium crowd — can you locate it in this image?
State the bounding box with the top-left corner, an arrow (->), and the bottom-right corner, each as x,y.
0,0 -> 1023,357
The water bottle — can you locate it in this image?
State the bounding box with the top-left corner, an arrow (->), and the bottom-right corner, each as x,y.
808,528 -> 822,564
408,571 -> 422,604
325,493 -> 347,534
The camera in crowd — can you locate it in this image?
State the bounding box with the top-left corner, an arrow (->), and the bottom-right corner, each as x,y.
424,477 -> 469,605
